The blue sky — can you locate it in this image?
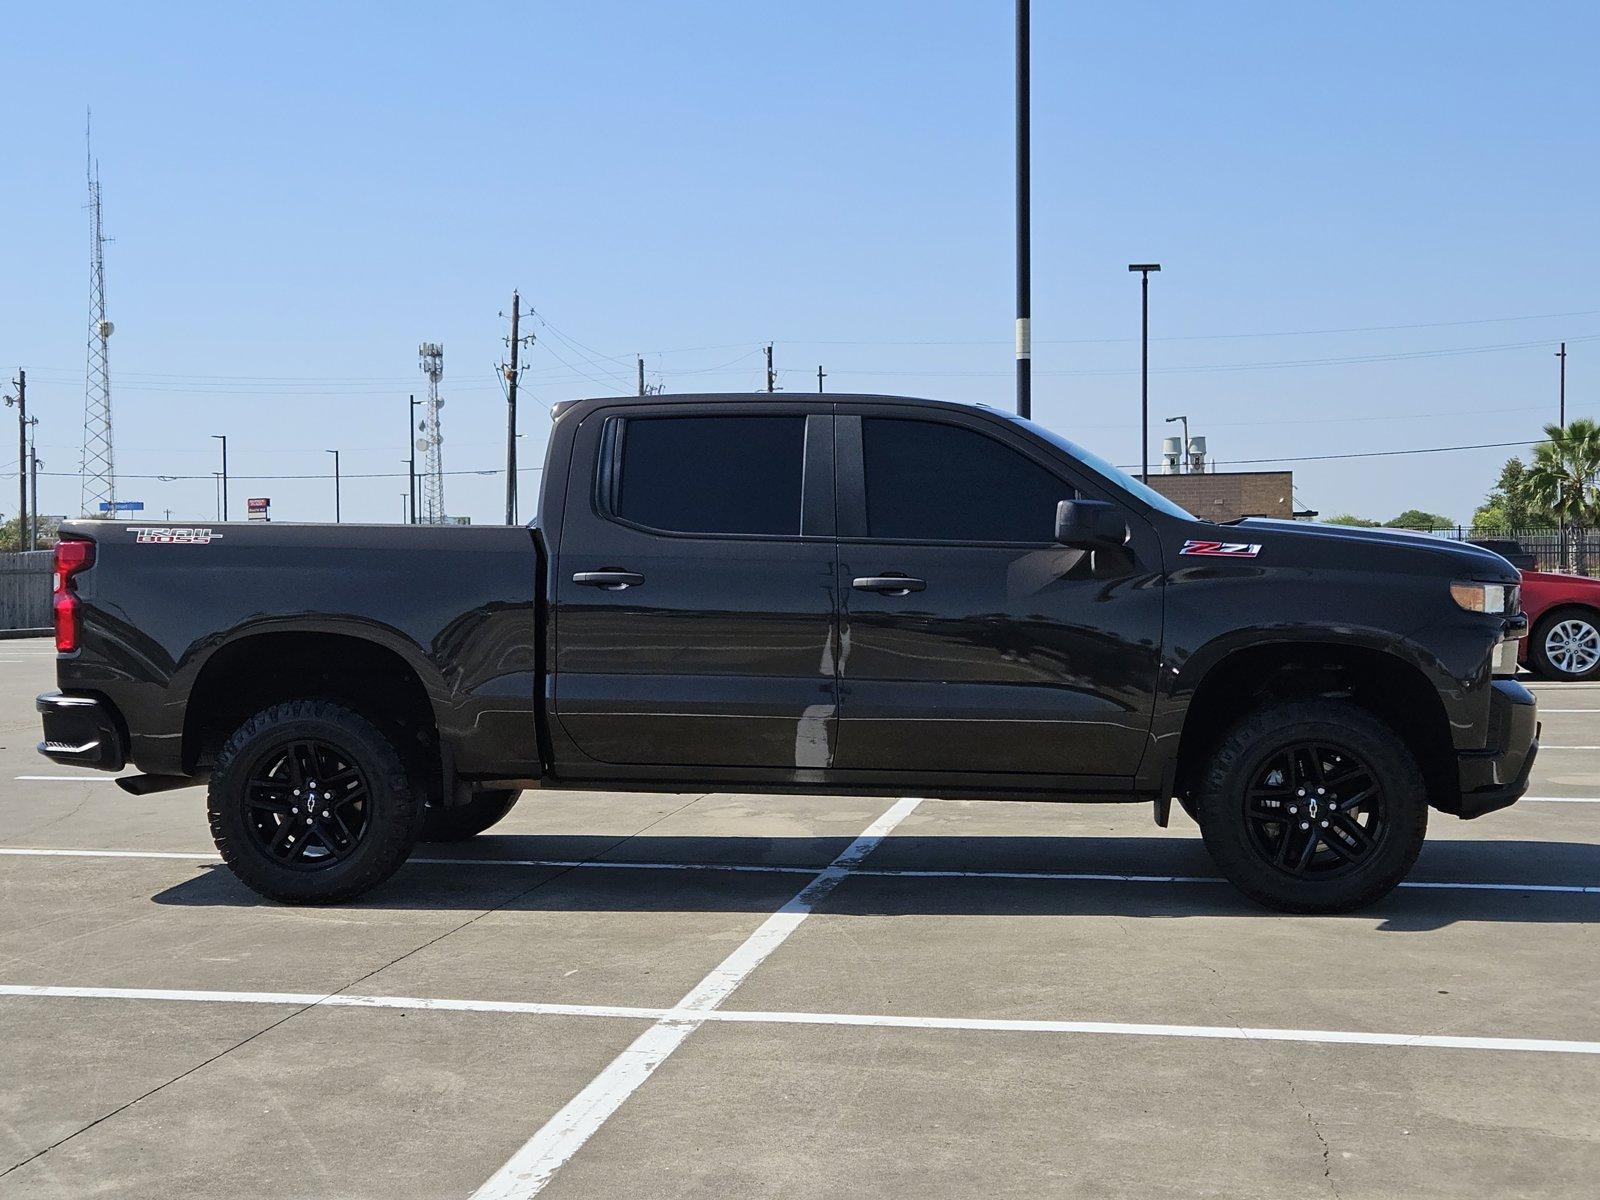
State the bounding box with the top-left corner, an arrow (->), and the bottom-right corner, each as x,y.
2,1 -> 1595,526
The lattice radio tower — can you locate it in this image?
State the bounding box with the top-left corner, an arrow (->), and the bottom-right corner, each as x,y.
417,342 -> 447,523
81,113 -> 116,517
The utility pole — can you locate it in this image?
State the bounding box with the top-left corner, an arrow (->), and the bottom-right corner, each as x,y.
1557,341 -> 1569,573
764,344 -> 777,392
1558,341 -> 1567,428
408,394 -> 420,525
327,450 -> 341,522
638,355 -> 646,396
27,423 -> 40,551
817,365 -> 826,394
1015,0 -> 1031,420
211,434 -> 228,521
4,369 -> 23,542
501,293 -> 533,526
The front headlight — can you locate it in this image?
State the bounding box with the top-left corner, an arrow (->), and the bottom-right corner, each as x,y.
1451,581 -> 1512,614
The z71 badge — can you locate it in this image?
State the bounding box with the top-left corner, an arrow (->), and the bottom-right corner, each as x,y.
1180,539 -> 1261,558
131,527 -> 223,545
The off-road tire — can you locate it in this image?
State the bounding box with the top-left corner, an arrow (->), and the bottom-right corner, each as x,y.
419,789 -> 521,842
1195,700 -> 1428,914
208,700 -> 421,904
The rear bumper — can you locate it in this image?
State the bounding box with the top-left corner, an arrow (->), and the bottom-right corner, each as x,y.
36,691 -> 127,772
1453,679 -> 1538,819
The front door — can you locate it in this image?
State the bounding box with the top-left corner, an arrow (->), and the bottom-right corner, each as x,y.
553,404 -> 839,771
832,408 -> 1163,781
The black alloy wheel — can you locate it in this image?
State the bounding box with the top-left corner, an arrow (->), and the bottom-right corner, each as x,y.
243,738 -> 371,870
1243,742 -> 1384,879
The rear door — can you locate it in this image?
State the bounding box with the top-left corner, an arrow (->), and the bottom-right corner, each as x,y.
552,403 -> 839,771
832,406 -> 1162,781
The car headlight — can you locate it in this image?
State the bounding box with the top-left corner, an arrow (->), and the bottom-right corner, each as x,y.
1451,581 -> 1513,614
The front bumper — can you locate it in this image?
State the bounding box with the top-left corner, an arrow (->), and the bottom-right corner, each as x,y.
36,691 -> 127,772
1454,679 -> 1539,819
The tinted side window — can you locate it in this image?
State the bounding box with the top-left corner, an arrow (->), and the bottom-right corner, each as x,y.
862,417 -> 1071,542
615,415 -> 806,536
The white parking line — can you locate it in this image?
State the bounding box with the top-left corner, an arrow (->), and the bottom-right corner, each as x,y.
471,796 -> 922,1200
2,844 -> 1597,895
1539,709 -> 1600,714
2,983 -> 1597,1058
1522,796 -> 1600,803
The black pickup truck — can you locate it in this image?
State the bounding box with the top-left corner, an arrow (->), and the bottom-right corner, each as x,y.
37,393 -> 1538,912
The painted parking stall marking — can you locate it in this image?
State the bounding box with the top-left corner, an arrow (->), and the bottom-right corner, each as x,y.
470,796 -> 923,1200
3,984 -> 1598,1058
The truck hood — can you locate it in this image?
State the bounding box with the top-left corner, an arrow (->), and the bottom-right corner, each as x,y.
1230,518 -> 1519,580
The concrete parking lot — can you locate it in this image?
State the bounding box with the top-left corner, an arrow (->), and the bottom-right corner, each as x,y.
1,635 -> 1596,1198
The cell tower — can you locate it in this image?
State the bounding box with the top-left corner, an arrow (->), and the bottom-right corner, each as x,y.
81,113 -> 116,517
417,342 -> 447,523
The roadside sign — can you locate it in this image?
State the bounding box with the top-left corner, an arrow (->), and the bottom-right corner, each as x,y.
97,500 -> 145,512
247,497 -> 270,522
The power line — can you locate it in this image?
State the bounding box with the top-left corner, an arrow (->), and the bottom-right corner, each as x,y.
1115,440 -> 1537,471
38,466 -> 546,481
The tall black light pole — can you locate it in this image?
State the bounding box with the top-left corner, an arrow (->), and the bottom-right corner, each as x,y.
327,450 -> 341,523
1015,0 -> 1031,418
1128,264 -> 1161,480
408,394 -> 420,525
211,434 -> 228,521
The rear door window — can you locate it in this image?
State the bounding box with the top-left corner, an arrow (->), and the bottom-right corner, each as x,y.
614,414 -> 806,537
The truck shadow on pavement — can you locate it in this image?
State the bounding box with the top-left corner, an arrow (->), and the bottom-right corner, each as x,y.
148,834 -> 1600,931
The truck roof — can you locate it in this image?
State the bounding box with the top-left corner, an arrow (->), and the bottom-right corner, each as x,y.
548,392 -> 1005,422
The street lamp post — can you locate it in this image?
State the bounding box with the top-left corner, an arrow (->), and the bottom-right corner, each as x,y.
408,394 -> 421,525
327,450 -> 341,523
1127,264 -> 1161,479
1015,0 -> 1031,419
211,435 -> 228,521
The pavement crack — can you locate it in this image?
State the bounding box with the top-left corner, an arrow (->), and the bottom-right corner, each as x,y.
1285,1074 -> 1341,1198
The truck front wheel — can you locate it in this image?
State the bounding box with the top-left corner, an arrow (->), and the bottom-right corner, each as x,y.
1194,700 -> 1428,913
207,700 -> 422,904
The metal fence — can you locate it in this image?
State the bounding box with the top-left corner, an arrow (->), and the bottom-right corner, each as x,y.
1434,527 -> 1597,575
0,550 -> 52,632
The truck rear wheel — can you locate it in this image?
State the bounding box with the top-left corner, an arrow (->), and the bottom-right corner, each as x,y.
207,700 -> 421,904
1194,700 -> 1428,913
419,790 -> 521,842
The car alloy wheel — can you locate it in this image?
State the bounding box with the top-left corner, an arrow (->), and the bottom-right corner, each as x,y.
1545,617 -> 1600,677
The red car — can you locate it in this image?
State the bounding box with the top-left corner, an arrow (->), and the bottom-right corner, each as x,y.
1519,569 -> 1600,680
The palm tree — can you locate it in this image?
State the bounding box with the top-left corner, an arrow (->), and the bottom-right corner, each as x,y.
1525,418 -> 1600,574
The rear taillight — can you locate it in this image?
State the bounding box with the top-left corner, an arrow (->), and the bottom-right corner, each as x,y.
53,538 -> 94,653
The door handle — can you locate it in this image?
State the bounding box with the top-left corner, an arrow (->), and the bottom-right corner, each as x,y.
853,575 -> 926,596
573,570 -> 645,590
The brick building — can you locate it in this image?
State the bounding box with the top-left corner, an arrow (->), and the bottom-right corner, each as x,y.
1145,471 -> 1298,522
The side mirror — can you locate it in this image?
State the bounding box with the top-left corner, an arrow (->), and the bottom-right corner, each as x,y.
1055,499 -> 1127,550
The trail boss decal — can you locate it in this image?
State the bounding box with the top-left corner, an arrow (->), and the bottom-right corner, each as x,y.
130,527 -> 223,545
1180,539 -> 1261,558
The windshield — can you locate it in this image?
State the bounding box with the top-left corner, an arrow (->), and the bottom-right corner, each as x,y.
999,412 -> 1196,520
